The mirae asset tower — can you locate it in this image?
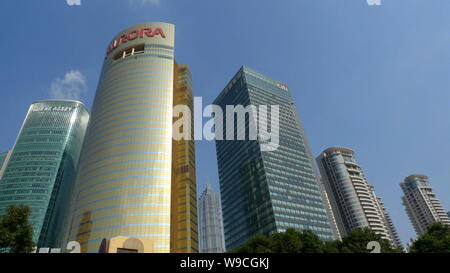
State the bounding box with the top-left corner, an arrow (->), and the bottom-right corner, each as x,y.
64,22 -> 198,253
0,100 -> 89,249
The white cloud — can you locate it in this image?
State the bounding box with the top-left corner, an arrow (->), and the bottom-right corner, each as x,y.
49,70 -> 87,100
129,0 -> 161,6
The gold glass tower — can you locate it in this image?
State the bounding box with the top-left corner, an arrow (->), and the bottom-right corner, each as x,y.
171,63 -> 198,253
64,22 -> 197,253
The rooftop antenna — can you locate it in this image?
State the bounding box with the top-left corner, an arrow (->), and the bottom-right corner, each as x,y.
205,177 -> 212,191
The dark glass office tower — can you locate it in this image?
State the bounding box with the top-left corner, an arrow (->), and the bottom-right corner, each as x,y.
213,66 -> 337,250
0,100 -> 89,248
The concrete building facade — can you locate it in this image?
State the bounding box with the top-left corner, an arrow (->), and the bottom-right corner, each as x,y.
317,147 -> 400,247
401,174 -> 450,236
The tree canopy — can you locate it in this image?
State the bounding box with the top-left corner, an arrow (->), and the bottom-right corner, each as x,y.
0,205 -> 35,253
332,228 -> 402,253
409,222 -> 450,253
231,228 -> 403,253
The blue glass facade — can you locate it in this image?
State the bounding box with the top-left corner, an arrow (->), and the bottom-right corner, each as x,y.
0,100 -> 89,248
0,152 -> 8,167
214,67 -> 336,250
0,151 -> 10,178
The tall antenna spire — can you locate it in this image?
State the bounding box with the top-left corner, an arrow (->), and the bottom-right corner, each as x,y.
206,178 -> 212,191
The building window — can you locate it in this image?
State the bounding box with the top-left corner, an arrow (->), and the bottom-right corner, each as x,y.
113,44 -> 145,61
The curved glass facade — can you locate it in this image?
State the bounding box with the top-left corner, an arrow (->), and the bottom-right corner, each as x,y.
65,22 -> 176,253
0,100 -> 89,248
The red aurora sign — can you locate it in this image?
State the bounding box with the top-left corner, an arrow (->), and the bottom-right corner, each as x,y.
105,27 -> 166,57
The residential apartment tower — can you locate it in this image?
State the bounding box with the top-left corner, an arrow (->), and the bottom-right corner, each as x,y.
401,174 -> 450,236
317,147 -> 401,247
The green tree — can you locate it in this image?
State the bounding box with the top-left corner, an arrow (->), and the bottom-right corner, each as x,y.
231,227 -> 403,253
271,229 -> 326,253
230,234 -> 274,253
232,228 -> 327,253
409,222 -> 450,253
0,205 -> 35,253
334,228 -> 402,253
323,239 -> 340,253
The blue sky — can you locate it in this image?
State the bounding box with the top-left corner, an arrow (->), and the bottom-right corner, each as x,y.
0,0 -> 449,245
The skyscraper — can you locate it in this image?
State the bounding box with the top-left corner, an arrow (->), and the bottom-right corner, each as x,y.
171,63 -> 198,253
213,66 -> 337,251
0,150 -> 12,180
64,22 -> 197,253
374,195 -> 403,247
0,100 -> 89,248
317,147 -> 400,246
198,184 -> 225,253
0,151 -> 9,167
401,174 -> 450,236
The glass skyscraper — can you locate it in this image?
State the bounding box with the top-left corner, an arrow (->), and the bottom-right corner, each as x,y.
213,66 -> 337,250
198,184 -> 225,253
64,22 -> 197,253
171,62 -> 198,253
0,151 -> 9,167
0,100 -> 89,248
0,150 -> 12,180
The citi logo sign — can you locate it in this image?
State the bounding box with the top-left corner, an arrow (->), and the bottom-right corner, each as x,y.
66,0 -> 81,6
277,83 -> 289,91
